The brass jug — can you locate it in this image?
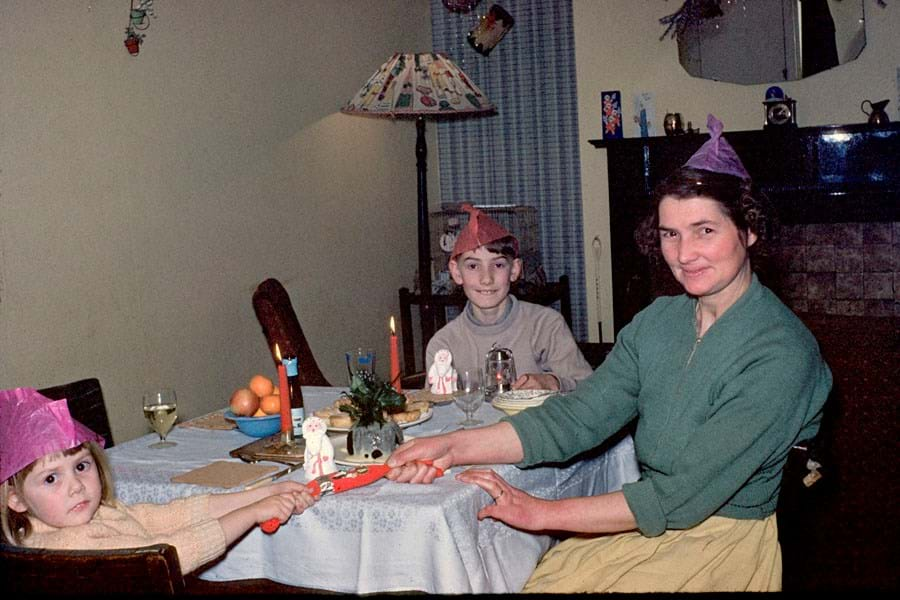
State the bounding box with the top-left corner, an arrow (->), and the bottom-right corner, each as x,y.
861,99 -> 890,125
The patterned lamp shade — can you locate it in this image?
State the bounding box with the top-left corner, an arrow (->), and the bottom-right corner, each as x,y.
341,52 -> 495,119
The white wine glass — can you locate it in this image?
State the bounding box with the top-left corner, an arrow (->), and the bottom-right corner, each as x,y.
455,368 -> 484,427
142,389 -> 178,449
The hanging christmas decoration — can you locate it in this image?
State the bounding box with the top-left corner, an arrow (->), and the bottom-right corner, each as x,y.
442,0 -> 481,13
124,0 -> 155,56
658,0 -> 723,41
467,4 -> 514,56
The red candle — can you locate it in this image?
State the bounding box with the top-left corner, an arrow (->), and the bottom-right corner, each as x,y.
274,344 -> 291,435
389,316 -> 401,392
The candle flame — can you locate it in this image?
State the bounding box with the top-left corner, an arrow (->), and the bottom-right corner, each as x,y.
389,316 -> 396,335
274,343 -> 282,362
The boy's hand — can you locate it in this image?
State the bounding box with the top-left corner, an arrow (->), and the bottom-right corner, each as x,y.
513,373 -> 559,391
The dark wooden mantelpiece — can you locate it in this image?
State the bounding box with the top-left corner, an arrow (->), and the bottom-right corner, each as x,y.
589,122 -> 900,335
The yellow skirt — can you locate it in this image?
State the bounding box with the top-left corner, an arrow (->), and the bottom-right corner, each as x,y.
523,514 -> 781,593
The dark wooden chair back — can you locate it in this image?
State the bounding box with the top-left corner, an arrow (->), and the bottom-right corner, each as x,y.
252,278 -> 330,386
398,275 -> 573,380
38,378 -> 114,448
1,543 -> 185,594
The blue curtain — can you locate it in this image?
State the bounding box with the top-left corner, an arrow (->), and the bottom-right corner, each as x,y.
430,0 -> 587,340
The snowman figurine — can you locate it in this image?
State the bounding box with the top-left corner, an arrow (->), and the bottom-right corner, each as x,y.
427,349 -> 458,395
302,416 -> 336,479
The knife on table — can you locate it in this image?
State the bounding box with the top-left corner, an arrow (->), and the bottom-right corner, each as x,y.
243,462 -> 303,490
260,460 -> 444,533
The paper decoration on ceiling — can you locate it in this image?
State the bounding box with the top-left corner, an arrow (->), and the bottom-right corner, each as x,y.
124,0 -> 155,56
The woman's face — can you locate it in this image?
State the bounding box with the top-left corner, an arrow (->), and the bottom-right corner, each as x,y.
658,195 -> 757,305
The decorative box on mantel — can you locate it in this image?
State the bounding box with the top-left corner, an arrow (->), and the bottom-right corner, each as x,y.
589,122 -> 900,335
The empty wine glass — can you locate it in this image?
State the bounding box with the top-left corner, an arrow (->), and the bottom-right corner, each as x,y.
455,368 -> 484,427
142,389 -> 178,448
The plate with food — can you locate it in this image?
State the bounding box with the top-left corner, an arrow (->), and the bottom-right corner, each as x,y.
323,407 -> 433,432
314,394 -> 434,432
330,434 -> 415,467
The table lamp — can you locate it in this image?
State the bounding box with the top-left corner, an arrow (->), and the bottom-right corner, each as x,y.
341,52 -> 496,344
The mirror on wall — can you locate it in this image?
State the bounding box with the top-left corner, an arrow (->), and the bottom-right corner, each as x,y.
676,0 -> 866,85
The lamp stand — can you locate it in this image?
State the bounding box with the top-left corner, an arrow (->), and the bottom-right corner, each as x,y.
415,116 -> 435,349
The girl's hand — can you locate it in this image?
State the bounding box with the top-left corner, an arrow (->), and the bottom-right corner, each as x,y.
455,468 -> 549,532
513,373 -> 560,391
385,437 -> 452,483
252,494 -> 298,527
267,480 -> 311,497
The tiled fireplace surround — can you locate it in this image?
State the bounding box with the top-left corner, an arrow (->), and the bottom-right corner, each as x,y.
777,221 -> 900,317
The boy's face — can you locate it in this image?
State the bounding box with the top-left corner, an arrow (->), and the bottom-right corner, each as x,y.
6,446 -> 102,529
449,246 -> 522,319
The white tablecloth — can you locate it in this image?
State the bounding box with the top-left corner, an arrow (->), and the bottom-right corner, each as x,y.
108,387 -> 639,594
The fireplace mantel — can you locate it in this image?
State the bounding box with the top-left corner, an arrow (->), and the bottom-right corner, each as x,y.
589,122 -> 900,335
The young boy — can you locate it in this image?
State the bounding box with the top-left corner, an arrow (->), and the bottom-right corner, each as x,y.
425,204 -> 592,392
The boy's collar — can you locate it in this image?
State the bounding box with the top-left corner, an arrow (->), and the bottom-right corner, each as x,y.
466,294 -> 516,326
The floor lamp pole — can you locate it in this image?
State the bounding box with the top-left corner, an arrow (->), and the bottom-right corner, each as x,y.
415,116 -> 435,350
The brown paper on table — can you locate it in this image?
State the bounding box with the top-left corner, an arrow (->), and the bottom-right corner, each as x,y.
170,461 -> 279,489
179,410 -> 236,430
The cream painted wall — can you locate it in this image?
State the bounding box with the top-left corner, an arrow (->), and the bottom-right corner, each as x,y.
0,1 -> 436,442
574,0 -> 900,342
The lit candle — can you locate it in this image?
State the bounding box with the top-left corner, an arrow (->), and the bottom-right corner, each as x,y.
389,316 -> 401,393
274,344 -> 292,438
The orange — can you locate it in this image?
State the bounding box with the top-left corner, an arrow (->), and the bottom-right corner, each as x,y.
252,407 -> 267,417
260,394 -> 281,415
249,374 -> 275,398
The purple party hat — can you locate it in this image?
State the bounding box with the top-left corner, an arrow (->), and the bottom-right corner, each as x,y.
0,387 -> 105,482
683,114 -> 751,180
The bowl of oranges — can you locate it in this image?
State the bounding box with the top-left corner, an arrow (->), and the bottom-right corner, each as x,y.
225,374 -> 283,438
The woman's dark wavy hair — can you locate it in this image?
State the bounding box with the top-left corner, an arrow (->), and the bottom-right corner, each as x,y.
634,167 -> 778,268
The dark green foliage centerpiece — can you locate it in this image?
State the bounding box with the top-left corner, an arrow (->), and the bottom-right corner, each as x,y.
341,371 -> 405,460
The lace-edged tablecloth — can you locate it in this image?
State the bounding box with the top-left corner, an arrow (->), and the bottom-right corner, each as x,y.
109,386 -> 639,594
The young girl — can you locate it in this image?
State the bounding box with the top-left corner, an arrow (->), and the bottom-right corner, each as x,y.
0,387 -> 317,575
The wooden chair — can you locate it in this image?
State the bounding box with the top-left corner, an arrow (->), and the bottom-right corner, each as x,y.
398,275 -> 574,387
1,543 -> 185,594
252,278 -> 330,386
38,378 -> 114,448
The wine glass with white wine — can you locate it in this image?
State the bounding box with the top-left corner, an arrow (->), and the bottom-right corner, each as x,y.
142,389 -> 178,448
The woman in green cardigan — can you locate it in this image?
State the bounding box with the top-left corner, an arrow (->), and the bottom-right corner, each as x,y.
386,116 -> 832,593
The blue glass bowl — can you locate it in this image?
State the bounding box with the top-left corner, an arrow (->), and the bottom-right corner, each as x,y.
223,410 -> 281,438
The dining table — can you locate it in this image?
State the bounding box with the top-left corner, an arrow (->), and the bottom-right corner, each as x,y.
107,386 -> 639,594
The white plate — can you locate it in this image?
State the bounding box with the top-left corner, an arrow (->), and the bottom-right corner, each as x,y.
330,434 -> 414,467
493,389 -> 554,405
326,408 -> 433,433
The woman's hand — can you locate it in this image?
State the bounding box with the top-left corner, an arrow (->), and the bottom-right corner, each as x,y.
455,468 -> 550,531
385,436 -> 453,483
513,373 -> 560,391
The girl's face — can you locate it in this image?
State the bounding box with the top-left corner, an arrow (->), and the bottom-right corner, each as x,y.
449,246 -> 522,322
6,446 -> 102,529
658,195 -> 757,308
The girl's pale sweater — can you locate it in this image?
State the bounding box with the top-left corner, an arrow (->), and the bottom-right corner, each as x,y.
24,494 -> 227,575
